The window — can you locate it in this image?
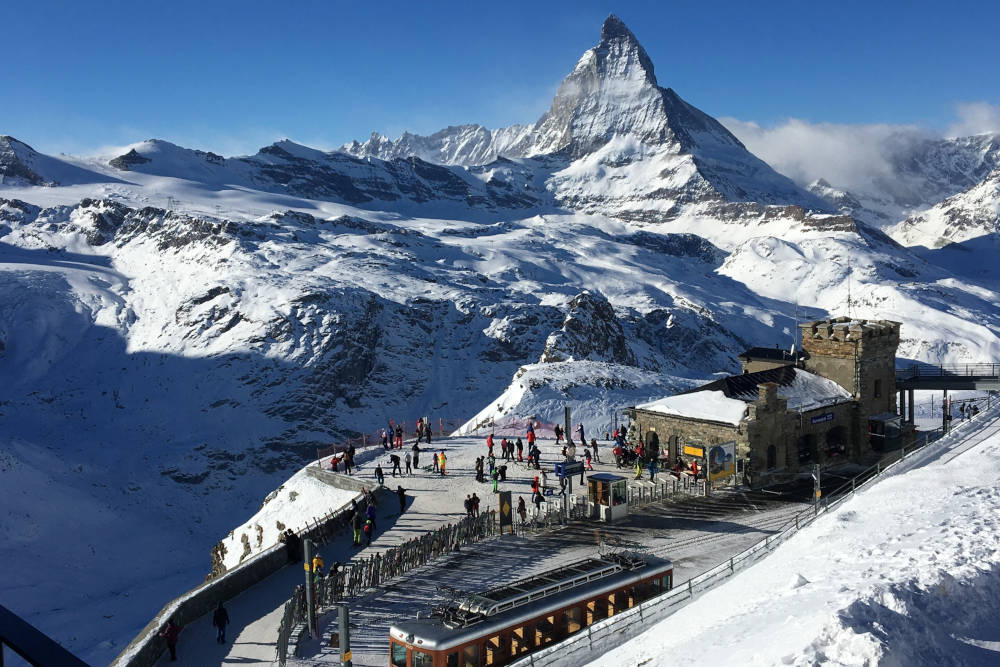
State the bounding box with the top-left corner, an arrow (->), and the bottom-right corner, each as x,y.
447,651 -> 459,667
485,634 -> 505,666
565,606 -> 583,634
510,624 -> 532,656
535,615 -> 556,646
662,575 -> 672,591
462,644 -> 480,667
587,598 -> 609,624
413,650 -> 434,667
390,641 -> 408,667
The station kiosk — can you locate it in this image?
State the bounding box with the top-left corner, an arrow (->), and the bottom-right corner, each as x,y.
587,473 -> 628,522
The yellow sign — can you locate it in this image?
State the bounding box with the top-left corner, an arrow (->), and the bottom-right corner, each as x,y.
343,650 -> 352,661
707,442 -> 736,482
683,445 -> 704,458
502,501 -> 511,516
304,562 -> 312,572
815,489 -> 822,498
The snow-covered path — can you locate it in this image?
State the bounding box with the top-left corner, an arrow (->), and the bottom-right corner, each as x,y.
595,408 -> 1000,667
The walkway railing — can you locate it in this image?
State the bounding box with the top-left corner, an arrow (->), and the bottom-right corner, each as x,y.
0,604 -> 89,667
897,363 -> 1000,379
510,400 -> 998,667
275,510 -> 498,665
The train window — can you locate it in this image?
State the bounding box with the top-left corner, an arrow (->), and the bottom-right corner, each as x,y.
462,643 -> 480,667
511,624 -> 532,656
535,614 -> 556,646
650,577 -> 662,594
565,606 -> 583,634
447,651 -> 459,667
485,634 -> 505,666
390,641 -> 408,667
587,598 -> 609,624
413,650 -> 434,667
662,574 -> 672,591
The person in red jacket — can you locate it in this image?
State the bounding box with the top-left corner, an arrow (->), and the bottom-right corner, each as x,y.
486,433 -> 494,457
159,617 -> 182,661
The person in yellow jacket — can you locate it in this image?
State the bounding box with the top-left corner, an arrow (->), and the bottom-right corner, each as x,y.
312,554 -> 324,580
438,451 -> 447,476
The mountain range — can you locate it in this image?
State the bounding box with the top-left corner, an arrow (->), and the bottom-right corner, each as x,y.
1,14 -> 999,665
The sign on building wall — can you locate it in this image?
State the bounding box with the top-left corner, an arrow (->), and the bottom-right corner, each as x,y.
683,445 -> 704,458
811,412 -> 835,424
708,441 -> 736,481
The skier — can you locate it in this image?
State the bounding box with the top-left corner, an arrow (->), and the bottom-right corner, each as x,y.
394,424 -> 403,448
517,496 -> 527,523
404,451 -> 412,475
364,518 -> 373,545
532,490 -> 544,515
591,438 -> 601,463
498,464 -> 508,482
516,437 -> 524,462
412,442 -> 420,470
213,602 -> 230,644
471,493 -> 481,517
389,454 -> 401,477
526,423 -> 536,449
439,451 -> 447,475
424,422 -> 432,444
576,423 -> 585,445
396,485 -> 406,513
465,495 -> 473,517
343,450 -> 353,475
585,448 -> 593,471
486,433 -> 495,457
381,429 -> 389,449
366,502 -> 377,532
554,424 -> 563,443
475,456 -> 485,483
432,448 -> 440,473
491,467 -> 499,493
159,618 -> 182,661
375,463 -> 385,486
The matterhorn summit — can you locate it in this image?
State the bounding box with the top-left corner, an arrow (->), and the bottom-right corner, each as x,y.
345,15 -> 826,220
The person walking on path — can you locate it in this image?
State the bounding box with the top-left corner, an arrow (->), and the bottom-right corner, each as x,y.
352,510 -> 363,546
381,429 -> 389,450
213,602 -> 230,644
439,451 -> 447,475
404,451 -> 412,475
554,424 -> 563,443
576,423 -> 585,446
648,458 -> 658,482
395,425 -> 403,448
389,454 -> 401,477
159,618 -> 182,661
366,502 -> 377,532
475,456 -> 485,483
486,433 -> 495,457
465,495 -> 473,516
343,450 -> 353,475
396,485 -> 406,513
412,442 -> 420,470
432,448 -> 440,473
375,464 -> 385,486
471,493 -> 481,517
591,438 -> 601,463
517,496 -> 527,523
585,448 -> 593,471
533,490 -> 544,516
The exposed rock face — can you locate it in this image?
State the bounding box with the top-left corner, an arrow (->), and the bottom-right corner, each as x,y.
108,148 -> 151,171
0,136 -> 46,185
541,290 -> 637,365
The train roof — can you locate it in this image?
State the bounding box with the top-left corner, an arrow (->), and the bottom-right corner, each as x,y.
390,553 -> 672,652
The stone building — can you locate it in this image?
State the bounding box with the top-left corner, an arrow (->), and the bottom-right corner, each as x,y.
626,316 -> 902,485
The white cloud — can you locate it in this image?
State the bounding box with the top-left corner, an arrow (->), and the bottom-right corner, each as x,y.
947,102 -> 1000,138
720,116 -> 931,195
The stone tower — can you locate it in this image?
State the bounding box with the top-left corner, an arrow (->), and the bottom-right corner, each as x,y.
798,317 -> 900,417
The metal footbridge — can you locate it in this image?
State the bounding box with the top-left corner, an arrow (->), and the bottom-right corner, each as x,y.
896,363 -> 1000,391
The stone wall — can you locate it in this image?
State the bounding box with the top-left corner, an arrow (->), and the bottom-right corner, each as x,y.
629,409 -> 745,461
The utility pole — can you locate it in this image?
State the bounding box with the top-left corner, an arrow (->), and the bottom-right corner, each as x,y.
303,539 -> 316,638
337,603 -> 352,667
812,464 -> 821,514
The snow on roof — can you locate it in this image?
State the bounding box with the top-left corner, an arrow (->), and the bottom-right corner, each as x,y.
636,390 -> 748,425
636,368 -> 852,425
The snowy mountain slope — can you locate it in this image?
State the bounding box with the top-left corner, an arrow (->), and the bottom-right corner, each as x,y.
0,135 -> 124,187
805,132 -> 1000,234
888,165 -> 1000,248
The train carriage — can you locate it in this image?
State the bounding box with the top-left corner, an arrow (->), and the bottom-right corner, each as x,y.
389,552 -> 673,667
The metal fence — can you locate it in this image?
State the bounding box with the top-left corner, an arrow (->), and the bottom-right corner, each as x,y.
275,510 -> 498,665
510,402 -> 998,667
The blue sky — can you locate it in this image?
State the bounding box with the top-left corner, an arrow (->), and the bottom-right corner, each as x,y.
4,0 -> 1000,156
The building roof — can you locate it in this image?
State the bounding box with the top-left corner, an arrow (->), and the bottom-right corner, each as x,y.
635,366 -> 853,426
737,346 -> 801,363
